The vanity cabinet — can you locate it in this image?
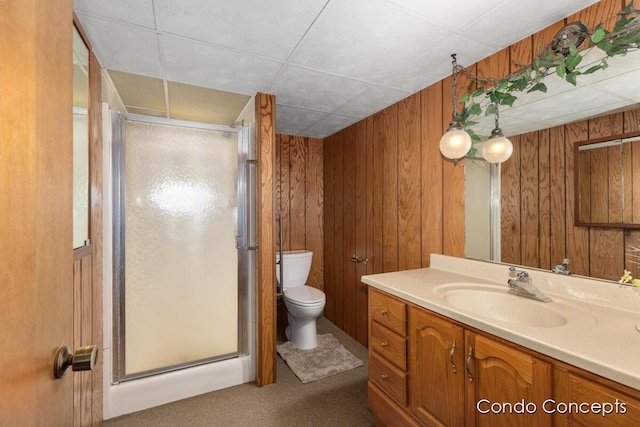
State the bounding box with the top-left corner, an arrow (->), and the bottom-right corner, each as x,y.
408,307 -> 552,427
368,288 -> 640,426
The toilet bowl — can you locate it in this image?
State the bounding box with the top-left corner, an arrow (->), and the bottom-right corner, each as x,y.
276,250 -> 326,350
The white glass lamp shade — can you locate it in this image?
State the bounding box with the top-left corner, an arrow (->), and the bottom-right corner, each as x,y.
439,127 -> 472,160
481,135 -> 513,164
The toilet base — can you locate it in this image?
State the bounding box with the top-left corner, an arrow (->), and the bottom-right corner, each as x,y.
285,317 -> 318,350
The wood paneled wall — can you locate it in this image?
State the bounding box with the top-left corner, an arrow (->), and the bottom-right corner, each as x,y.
275,134 -> 324,290
502,108 -> 640,282
317,0 -> 633,345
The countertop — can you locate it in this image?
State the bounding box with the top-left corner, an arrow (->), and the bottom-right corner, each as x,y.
361,254 -> 640,391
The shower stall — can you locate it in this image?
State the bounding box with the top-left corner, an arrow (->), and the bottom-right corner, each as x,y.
106,111 -> 256,416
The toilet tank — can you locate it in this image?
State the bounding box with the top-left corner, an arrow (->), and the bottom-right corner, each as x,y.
276,250 -> 313,288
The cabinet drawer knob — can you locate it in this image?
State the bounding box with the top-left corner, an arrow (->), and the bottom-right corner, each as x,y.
380,309 -> 387,316
380,374 -> 388,381
380,341 -> 388,348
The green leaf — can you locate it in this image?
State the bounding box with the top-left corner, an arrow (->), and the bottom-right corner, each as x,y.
565,53 -> 583,70
565,72 -> 577,86
460,94 -> 470,103
485,103 -> 497,116
591,28 -> 606,44
465,129 -> 481,142
499,93 -> 518,107
512,76 -> 528,91
527,82 -> 547,93
556,63 -> 566,78
467,103 -> 482,116
583,64 -> 603,74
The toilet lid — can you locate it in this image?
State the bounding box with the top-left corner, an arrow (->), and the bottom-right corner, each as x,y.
284,286 -> 325,306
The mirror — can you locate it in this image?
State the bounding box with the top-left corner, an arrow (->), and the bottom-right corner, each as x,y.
464,51 -> 640,282
575,132 -> 640,228
73,25 -> 90,249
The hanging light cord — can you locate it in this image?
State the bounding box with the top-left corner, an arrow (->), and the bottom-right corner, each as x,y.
450,54 -> 459,123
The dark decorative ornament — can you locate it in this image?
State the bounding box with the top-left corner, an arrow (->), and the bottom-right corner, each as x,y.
551,21 -> 589,56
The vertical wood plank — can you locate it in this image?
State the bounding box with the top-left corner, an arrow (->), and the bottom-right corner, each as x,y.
501,135 -> 521,264
608,145 -> 623,223
381,104 -> 399,271
421,83 -> 443,267
521,132 -> 540,267
279,134 -> 291,250
538,129 -> 551,269
306,138 -> 324,290
622,142 -> 633,224
579,151 -> 592,222
565,120 -> 590,276
398,93 -> 422,270
256,92 -> 276,386
323,135 -> 336,322
342,125 -> 357,338
550,126 -> 567,267
441,73 -> 466,258
372,111 -> 385,275
333,131 -> 345,329
588,113 -> 625,281
289,136 -> 306,249
354,120 -> 369,346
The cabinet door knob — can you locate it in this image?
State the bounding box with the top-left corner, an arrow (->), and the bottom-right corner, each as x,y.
380,374 -> 388,381
380,341 -> 388,348
380,309 -> 387,316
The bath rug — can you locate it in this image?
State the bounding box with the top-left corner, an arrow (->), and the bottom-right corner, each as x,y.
277,333 -> 364,384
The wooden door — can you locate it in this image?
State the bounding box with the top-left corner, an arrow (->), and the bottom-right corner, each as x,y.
0,0 -> 75,424
465,332 -> 552,427
408,307 -> 465,427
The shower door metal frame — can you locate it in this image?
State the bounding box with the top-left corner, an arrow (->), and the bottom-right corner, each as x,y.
112,112 -> 252,383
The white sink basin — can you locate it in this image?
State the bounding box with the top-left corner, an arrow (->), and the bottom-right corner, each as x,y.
434,283 -> 597,328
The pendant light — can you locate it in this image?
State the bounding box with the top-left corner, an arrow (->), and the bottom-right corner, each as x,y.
439,54 -> 472,163
480,103 -> 513,164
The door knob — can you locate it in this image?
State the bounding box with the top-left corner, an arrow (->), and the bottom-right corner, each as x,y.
53,345 -> 98,379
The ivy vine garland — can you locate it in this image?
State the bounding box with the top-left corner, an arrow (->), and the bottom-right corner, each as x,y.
458,1 -> 640,157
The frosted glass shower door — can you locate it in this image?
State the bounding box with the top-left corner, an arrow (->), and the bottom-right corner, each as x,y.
122,120 -> 239,377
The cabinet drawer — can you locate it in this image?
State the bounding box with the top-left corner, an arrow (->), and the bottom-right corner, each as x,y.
371,320 -> 407,371
370,351 -> 407,407
370,289 -> 406,336
368,381 -> 420,427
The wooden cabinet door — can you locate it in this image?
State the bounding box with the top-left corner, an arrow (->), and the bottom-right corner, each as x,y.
409,307 -> 465,426
465,332 -> 553,427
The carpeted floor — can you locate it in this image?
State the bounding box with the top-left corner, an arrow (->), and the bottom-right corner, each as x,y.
104,316 -> 371,426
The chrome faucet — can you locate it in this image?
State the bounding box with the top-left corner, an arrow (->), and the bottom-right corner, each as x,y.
507,267 -> 552,302
551,258 -> 571,275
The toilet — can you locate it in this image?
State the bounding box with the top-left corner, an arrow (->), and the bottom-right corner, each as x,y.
276,250 -> 326,350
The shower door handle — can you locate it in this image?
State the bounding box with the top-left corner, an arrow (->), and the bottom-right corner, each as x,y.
245,160 -> 258,251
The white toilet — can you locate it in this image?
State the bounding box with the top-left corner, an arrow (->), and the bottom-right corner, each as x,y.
276,250 -> 326,350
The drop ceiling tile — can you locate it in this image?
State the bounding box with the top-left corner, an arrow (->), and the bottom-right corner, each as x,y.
271,65 -> 370,112
73,0 -> 156,28
304,114 -> 362,139
378,35 -> 496,93
461,0 -> 598,50
75,13 -> 162,78
154,0 -> 327,61
161,35 -> 284,96
384,0 -> 506,32
336,85 -> 410,118
578,50 -> 640,85
289,0 -> 451,82
275,105 -> 329,136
